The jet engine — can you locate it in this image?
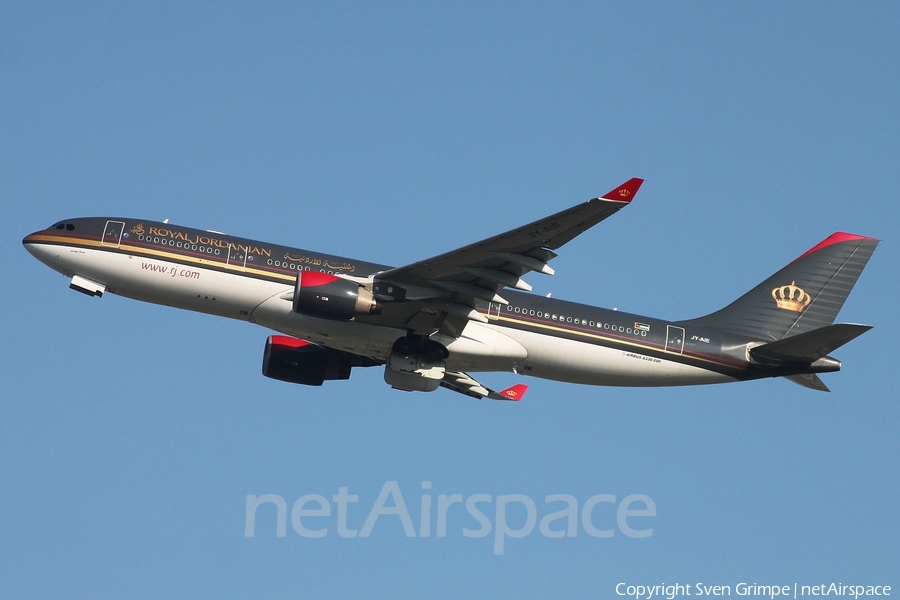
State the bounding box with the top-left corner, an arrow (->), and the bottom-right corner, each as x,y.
292,272 -> 380,320
262,335 -> 378,386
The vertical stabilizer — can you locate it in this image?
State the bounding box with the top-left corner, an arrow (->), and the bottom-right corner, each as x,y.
684,233 -> 878,340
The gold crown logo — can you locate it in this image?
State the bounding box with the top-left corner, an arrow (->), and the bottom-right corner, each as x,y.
771,281 -> 811,312
619,188 -> 631,198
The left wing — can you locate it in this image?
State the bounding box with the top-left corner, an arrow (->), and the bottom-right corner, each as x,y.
440,371 -> 528,401
372,178 -> 643,319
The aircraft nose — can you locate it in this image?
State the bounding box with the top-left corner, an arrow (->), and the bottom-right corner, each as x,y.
22,230 -> 59,266
22,231 -> 43,254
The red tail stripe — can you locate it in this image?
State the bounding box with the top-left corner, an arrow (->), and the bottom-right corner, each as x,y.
794,232 -> 879,262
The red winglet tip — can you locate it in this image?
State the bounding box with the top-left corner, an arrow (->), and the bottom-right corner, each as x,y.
601,177 -> 643,203
794,232 -> 879,262
499,384 -> 528,401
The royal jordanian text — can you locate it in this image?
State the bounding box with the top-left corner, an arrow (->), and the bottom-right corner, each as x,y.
146,225 -> 271,257
244,481 -> 655,555
616,582 -> 891,600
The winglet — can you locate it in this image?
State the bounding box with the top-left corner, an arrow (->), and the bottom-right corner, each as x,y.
600,178 -> 644,203
490,384 -> 528,401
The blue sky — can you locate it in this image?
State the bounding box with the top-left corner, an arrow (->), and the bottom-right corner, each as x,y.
2,3 -> 898,598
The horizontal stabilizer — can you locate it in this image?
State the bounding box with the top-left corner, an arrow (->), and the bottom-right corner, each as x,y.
784,374 -> 831,392
750,323 -> 872,362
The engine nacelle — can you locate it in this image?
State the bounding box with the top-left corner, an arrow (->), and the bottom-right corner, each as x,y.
292,271 -> 380,320
262,335 -> 356,386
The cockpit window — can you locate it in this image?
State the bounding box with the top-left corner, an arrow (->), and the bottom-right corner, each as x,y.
66,224 -> 75,231
52,222 -> 76,231
54,223 -> 65,230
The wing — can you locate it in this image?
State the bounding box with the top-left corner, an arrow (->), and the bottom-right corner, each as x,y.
440,371 -> 528,401
369,178 -> 642,332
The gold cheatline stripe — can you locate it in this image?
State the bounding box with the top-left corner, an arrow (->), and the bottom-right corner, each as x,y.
495,314 -> 736,370
29,234 -> 296,282
32,234 -> 738,371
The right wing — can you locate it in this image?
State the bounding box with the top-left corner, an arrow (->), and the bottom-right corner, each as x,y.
440,371 -> 528,401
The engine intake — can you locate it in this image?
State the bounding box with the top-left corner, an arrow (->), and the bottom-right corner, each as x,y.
292,271 -> 380,320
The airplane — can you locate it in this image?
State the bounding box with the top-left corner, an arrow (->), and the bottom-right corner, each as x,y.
23,178 -> 879,399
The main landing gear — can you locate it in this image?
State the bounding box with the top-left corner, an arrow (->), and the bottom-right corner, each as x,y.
384,335 -> 450,392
